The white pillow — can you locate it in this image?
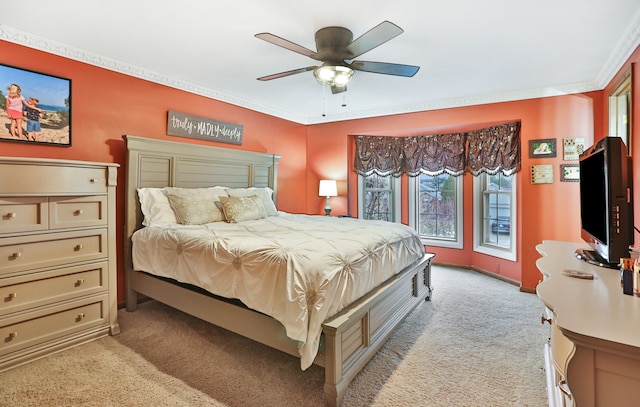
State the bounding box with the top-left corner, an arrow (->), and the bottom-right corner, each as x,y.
226,187 -> 277,217
137,188 -> 177,226
164,187 -> 228,225
219,195 -> 268,223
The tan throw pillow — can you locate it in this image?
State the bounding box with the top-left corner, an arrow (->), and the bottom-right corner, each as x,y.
164,187 -> 228,225
219,195 -> 268,223
226,187 -> 278,216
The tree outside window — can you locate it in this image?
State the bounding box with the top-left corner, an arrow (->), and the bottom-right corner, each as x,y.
362,173 -> 393,221
359,173 -> 401,222
417,173 -> 457,240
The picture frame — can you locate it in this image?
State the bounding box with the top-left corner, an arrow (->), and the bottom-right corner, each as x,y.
560,164 -> 580,182
0,63 -> 71,146
562,137 -> 586,161
529,138 -> 556,158
531,164 -> 554,184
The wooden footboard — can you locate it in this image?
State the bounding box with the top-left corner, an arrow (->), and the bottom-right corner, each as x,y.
126,253 -> 433,407
322,254 -> 433,406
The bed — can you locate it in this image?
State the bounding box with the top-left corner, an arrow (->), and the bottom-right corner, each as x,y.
123,135 -> 434,407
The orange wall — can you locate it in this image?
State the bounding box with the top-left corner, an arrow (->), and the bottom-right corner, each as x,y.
0,40 -> 309,305
307,94 -> 601,289
2,39 -> 638,301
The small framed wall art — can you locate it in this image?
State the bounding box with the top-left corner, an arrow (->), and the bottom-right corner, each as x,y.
529,138 -> 556,158
0,63 -> 71,146
563,138 -> 585,161
531,164 -> 554,184
560,164 -> 580,182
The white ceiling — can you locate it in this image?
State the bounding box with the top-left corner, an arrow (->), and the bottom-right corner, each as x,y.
1,1 -> 640,125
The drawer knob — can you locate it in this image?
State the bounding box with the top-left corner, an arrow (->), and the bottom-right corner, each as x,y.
75,279 -> 85,286
540,314 -> 552,325
74,209 -> 84,216
11,252 -> 21,258
89,178 -> 98,183
74,244 -> 83,251
7,292 -> 18,300
76,313 -> 86,322
8,332 -> 17,339
6,212 -> 16,219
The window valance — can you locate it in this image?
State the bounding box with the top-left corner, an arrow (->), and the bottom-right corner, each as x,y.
354,121 -> 521,177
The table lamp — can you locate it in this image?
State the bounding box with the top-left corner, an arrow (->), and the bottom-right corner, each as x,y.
319,180 -> 338,216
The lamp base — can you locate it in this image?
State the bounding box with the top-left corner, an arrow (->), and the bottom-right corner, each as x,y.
324,207 -> 332,216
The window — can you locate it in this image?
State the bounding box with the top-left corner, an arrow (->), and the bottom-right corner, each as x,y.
358,173 -> 401,222
608,67 -> 632,151
409,173 -> 463,248
473,172 -> 516,261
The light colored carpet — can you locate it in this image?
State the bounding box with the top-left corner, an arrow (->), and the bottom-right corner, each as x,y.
0,265 -> 549,406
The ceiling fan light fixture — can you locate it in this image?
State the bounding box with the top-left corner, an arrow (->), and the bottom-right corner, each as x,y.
314,65 -> 354,87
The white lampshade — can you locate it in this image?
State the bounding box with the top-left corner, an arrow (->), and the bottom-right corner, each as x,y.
319,180 -> 338,197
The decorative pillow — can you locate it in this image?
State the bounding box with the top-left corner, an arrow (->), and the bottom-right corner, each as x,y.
219,195 -> 268,223
164,187 -> 228,225
137,188 -> 178,226
226,187 -> 278,217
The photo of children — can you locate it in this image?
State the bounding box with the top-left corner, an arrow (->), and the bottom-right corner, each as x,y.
5,83 -> 26,139
24,98 -> 42,141
0,64 -> 70,145
533,141 -> 552,155
529,138 -> 557,158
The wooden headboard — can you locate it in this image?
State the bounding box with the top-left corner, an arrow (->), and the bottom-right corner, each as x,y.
123,135 -> 280,280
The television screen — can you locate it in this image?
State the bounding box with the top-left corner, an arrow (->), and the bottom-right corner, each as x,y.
579,149 -> 606,243
577,136 -> 634,268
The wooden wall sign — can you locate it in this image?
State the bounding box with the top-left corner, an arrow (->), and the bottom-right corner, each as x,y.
167,110 -> 243,145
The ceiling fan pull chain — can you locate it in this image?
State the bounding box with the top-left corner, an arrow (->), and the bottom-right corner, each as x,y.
322,83 -> 327,117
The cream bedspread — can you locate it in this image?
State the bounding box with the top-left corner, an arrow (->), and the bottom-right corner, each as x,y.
132,213 -> 425,369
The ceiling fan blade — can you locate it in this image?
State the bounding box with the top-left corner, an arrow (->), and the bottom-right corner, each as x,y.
346,21 -> 404,59
257,66 -> 317,81
255,33 -> 319,60
351,61 -> 420,77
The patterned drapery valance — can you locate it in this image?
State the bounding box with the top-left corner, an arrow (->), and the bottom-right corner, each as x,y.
354,121 -> 521,177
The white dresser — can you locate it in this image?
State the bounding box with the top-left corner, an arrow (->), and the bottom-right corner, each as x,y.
0,157 -> 119,371
536,240 -> 640,407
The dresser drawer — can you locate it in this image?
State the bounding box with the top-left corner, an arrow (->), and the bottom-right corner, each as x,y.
550,317 -> 574,377
0,198 -> 48,235
0,164 -> 107,194
0,295 -> 108,357
0,229 -> 108,276
0,262 -> 109,315
49,196 -> 107,229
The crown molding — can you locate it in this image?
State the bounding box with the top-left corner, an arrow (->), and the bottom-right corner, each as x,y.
0,24 -> 308,124
594,10 -> 640,88
305,81 -> 596,124
2,20 -> 638,125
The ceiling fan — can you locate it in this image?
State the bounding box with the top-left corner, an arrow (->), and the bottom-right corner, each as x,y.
255,21 -> 420,94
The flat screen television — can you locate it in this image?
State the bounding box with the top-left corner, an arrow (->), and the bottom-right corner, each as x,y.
576,136 -> 634,268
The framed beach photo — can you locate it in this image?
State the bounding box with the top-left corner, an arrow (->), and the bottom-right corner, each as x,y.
0,63 -> 71,146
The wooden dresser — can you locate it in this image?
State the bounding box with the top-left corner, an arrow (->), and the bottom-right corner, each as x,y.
0,157 -> 119,371
536,240 -> 640,407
